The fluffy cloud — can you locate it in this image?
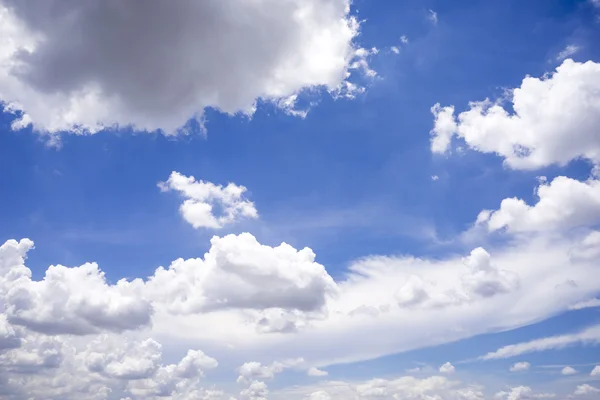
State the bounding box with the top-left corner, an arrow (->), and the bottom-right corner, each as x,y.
0,0 -> 371,137
430,59 -> 600,169
439,362 -> 456,374
273,375 -> 485,400
159,171 -> 258,229
509,362 -> 531,372
476,176 -> 600,234
480,324 -> 600,360
494,386 -> 555,400
574,384 -> 600,396
591,365 -> 600,376
237,358 -> 303,384
0,239 -> 152,335
561,366 -> 577,375
146,233 -> 337,319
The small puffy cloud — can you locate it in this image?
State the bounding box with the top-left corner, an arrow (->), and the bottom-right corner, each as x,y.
591,365 -> 600,376
0,0 -> 372,137
429,59 -> 600,170
561,366 -> 577,375
431,175 -> 440,181
307,367 -> 328,377
159,171 -> 258,229
476,176 -> 600,234
430,104 -> 457,154
400,35 -> 409,44
390,46 -> 400,54
461,247 -> 519,298
439,362 -> 455,374
509,362 -> 531,372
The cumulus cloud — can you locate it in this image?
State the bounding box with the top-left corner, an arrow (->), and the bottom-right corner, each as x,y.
480,324 -> 600,360
0,0 -> 372,137
237,358 -> 303,384
475,176 -> 600,234
439,362 -> 455,374
494,386 -> 556,400
510,362 -> 531,372
0,239 -> 151,335
574,384 -> 600,396
561,366 -> 577,375
430,59 -> 600,169
146,233 -> 337,320
159,171 -> 258,229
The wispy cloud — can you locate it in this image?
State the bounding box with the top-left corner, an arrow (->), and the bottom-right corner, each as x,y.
556,44 -> 580,61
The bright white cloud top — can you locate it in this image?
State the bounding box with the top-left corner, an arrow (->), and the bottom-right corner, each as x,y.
0,0 -> 371,137
430,59 -> 600,169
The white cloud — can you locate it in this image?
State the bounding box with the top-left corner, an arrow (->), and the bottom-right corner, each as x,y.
430,59 -> 600,169
439,362 -> 455,373
574,384 -> 600,396
390,46 -> 400,54
475,176 -> 600,234
556,44 -> 580,61
431,175 -> 440,181
0,0 -> 372,137
237,358 -> 303,384
569,298 -> 600,310
591,365 -> 600,376
510,362 -> 531,372
0,239 -> 152,336
561,366 -> 577,375
400,35 -> 409,44
159,171 -> 258,229
480,324 -> 600,360
307,367 -> 329,377
240,380 -> 269,400
494,386 -> 555,400
428,9 -> 439,24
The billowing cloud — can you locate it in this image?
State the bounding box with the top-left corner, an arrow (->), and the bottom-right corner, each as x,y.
159,171 -> 258,229
476,176 -> 600,234
430,59 -> 600,169
0,0 -> 372,137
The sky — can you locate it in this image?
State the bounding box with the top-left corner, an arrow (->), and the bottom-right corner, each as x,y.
0,0 -> 600,399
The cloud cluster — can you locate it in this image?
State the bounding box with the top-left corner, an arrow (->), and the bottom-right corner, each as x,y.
430,59 -> 600,170
0,0 -> 372,137
159,172 -> 258,229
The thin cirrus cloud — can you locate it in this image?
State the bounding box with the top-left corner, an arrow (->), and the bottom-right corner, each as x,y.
0,0 -> 374,138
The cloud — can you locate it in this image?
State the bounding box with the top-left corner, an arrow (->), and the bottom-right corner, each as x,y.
307,367 -> 329,377
494,386 -> 556,400
574,384 -> 600,396
428,9 -> 439,24
569,298 -> 600,310
475,176 -> 600,234
561,366 -> 577,375
480,324 -> 600,360
237,358 -> 303,384
400,35 -> 409,44
0,239 -> 152,335
591,365 -> 600,376
510,362 -> 531,372
159,171 -> 258,229
556,45 -> 580,61
430,59 -> 600,169
0,0 -> 372,137
439,362 -> 455,373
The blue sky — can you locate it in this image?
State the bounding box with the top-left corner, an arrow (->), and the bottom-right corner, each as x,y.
1,0 -> 600,399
